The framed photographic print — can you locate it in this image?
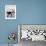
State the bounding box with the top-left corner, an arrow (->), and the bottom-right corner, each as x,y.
18,24 -> 46,42
5,5 -> 16,19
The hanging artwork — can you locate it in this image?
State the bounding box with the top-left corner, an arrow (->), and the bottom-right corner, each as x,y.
5,5 -> 16,19
18,24 -> 46,41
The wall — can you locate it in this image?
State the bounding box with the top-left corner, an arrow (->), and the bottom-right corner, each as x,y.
0,0 -> 46,44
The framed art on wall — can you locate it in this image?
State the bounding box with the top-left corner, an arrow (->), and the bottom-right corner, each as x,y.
18,24 -> 46,42
5,5 -> 16,19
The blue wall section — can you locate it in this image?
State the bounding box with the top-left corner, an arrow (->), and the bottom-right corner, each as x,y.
0,0 -> 46,44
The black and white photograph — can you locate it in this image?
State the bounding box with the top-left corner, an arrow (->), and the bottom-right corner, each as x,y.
5,5 -> 16,19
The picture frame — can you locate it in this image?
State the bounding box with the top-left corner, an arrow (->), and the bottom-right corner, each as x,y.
5,5 -> 16,19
